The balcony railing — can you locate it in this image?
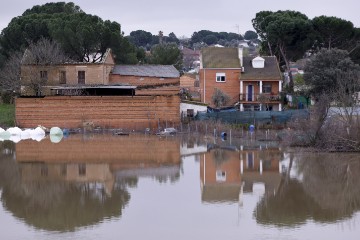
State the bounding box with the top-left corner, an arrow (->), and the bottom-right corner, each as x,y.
239,93 -> 281,102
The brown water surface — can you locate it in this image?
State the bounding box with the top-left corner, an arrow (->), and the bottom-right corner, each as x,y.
0,134 -> 360,239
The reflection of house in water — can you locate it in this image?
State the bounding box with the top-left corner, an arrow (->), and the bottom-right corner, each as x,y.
240,146 -> 283,195
20,163 -> 115,195
1,135 -> 183,231
16,134 -> 182,193
200,145 -> 283,203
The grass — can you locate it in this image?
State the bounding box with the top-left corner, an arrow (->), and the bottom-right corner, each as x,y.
0,104 -> 15,128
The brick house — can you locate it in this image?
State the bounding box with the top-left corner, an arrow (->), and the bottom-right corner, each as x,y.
240,56 -> 283,111
199,47 -> 242,106
199,47 -> 283,111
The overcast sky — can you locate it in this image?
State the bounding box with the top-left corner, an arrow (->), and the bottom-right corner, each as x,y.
0,0 -> 359,38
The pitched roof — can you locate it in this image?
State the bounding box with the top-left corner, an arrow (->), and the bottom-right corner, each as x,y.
201,47 -> 241,69
241,56 -> 282,80
112,65 -> 180,78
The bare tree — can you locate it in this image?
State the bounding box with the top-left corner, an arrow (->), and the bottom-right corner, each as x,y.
0,51 -> 23,96
21,38 -> 69,96
287,71 -> 360,151
211,88 -> 230,108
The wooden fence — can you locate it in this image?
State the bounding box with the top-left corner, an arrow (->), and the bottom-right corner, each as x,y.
15,95 -> 180,130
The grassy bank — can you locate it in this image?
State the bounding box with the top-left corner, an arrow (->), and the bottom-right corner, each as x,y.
0,104 -> 15,128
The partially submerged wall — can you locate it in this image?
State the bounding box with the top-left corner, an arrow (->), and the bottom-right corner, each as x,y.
15,95 -> 180,130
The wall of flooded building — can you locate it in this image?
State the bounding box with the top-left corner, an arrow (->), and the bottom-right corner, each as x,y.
15,95 -> 180,130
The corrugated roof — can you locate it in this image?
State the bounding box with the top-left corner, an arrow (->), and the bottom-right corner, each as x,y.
112,65 -> 180,78
242,56 -> 282,80
201,47 -> 241,69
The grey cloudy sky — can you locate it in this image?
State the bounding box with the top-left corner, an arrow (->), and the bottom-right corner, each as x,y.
0,0 -> 359,37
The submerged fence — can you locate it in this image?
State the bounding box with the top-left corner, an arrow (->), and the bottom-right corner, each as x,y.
196,109 -> 309,125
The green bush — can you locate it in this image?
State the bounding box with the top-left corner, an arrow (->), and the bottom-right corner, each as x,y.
0,104 -> 15,127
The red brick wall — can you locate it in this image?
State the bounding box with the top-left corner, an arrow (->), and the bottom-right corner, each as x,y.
110,75 -> 179,86
200,151 -> 242,185
15,96 -> 180,130
199,69 -> 240,106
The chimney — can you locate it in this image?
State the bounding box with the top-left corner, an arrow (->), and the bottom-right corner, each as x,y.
238,45 -> 243,67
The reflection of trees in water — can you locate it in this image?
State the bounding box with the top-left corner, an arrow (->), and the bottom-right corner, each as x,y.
255,179 -> 318,227
0,154 -> 130,232
298,153 -> 360,220
254,152 -> 360,226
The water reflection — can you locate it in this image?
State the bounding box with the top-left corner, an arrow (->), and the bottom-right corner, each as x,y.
255,152 -> 360,226
200,143 -> 283,204
0,135 -> 181,232
1,134 -> 360,238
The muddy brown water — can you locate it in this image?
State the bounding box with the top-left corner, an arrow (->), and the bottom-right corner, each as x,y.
0,134 -> 359,240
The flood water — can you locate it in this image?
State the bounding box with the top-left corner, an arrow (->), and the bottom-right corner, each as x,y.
1,134 -> 360,240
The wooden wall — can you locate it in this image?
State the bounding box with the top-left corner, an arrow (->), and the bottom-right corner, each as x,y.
15,95 -> 180,130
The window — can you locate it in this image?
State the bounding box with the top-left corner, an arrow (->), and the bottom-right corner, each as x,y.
187,109 -> 194,118
216,170 -> 226,182
78,71 -> 85,84
194,80 -> 200,87
40,71 -> 48,81
79,163 -> 86,176
216,73 -> 226,82
263,84 -> 272,93
59,71 -> 66,84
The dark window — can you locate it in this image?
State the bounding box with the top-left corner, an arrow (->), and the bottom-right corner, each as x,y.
59,71 -> 66,84
187,109 -> 194,118
263,84 -> 272,93
194,80 -> 200,87
79,163 -> 86,176
78,71 -> 85,84
216,73 -> 226,82
40,71 -> 48,81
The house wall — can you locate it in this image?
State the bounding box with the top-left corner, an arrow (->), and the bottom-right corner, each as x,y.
110,75 -> 179,86
199,69 -> 241,106
180,74 -> 199,91
180,102 -> 207,116
20,63 -> 114,95
15,95 -> 180,130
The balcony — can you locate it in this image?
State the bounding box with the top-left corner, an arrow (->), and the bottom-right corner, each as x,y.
239,93 -> 281,103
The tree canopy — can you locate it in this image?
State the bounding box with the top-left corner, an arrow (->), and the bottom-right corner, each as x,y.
126,30 -> 179,50
312,16 -> 354,50
146,43 -> 183,71
252,10 -> 316,92
190,30 -> 243,46
0,2 -> 139,64
304,48 -> 360,96
244,30 -> 258,40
